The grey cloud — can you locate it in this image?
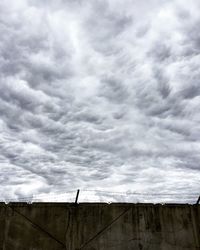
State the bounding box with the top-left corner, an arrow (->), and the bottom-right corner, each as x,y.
0,0 -> 199,202
148,42 -> 172,62
180,84 -> 200,99
99,77 -> 129,104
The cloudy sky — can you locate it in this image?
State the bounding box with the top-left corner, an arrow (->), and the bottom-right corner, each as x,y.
0,0 -> 200,202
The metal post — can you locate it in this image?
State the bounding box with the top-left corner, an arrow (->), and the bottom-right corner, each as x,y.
75,189 -> 80,205
196,195 -> 200,205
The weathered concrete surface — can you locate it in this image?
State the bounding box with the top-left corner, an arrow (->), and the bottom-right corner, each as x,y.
0,203 -> 199,250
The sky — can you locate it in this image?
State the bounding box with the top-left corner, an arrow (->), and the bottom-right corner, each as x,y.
0,0 -> 200,202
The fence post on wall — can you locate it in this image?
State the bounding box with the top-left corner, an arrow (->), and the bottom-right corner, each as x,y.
75,189 -> 80,205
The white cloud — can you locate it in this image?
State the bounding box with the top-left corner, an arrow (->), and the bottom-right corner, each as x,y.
0,0 -> 199,203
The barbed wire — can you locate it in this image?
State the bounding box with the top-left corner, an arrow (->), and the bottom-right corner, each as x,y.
0,189 -> 198,203
81,189 -> 199,196
0,190 -> 76,202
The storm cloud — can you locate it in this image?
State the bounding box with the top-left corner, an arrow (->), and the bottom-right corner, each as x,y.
0,0 -> 200,202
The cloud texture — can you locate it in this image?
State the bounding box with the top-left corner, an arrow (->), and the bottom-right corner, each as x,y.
0,0 -> 200,202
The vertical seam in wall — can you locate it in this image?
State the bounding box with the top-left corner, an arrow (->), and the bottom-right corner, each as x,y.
65,207 -> 71,250
192,205 -> 200,248
2,206 -> 8,250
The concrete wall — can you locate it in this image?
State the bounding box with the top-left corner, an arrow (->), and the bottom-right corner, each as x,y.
0,203 -> 199,250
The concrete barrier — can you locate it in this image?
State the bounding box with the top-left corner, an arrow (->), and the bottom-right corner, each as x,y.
0,203 -> 199,250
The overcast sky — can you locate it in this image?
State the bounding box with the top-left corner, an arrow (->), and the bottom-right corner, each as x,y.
0,0 -> 200,202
